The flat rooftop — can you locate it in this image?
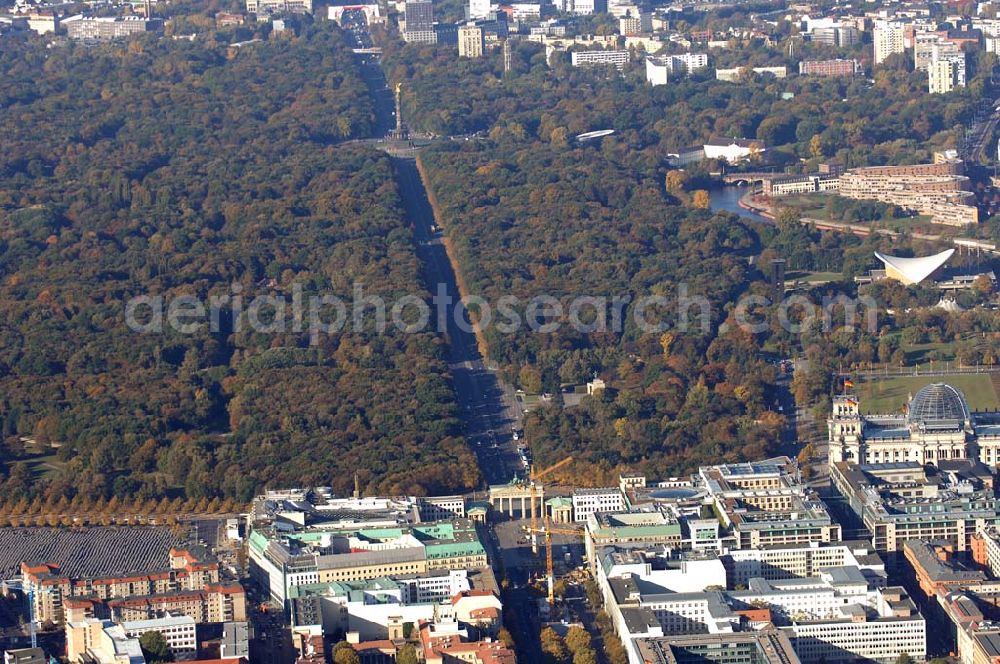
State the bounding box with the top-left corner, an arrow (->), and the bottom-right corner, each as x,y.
635,629 -> 800,664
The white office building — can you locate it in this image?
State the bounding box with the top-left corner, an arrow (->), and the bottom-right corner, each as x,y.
571,50 -> 629,68
572,488 -> 626,522
783,587 -> 926,664
722,541 -> 886,588
730,568 -> 873,621
645,53 -> 708,84
468,0 -> 494,19
123,615 -> 197,661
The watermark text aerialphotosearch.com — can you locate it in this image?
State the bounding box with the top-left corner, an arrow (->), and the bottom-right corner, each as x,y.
125,282 -> 878,344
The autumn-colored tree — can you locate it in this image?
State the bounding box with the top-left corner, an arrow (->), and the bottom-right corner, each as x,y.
564,627 -> 592,655
665,170 -> 689,194
395,645 -> 419,664
797,442 -> 816,466
975,274 -> 994,295
541,627 -> 568,664
332,641 -> 360,664
518,366 -> 543,394
498,627 -> 516,649
692,190 -> 711,209
659,332 -> 675,359
809,134 -> 824,158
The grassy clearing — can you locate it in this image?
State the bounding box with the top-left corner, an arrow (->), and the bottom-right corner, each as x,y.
786,270 -> 844,283
858,373 -> 999,414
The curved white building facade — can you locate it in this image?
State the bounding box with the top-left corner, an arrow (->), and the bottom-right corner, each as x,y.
874,249 -> 954,285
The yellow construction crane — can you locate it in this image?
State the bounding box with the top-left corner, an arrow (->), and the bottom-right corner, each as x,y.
528,456 -> 574,544
526,515 -> 583,606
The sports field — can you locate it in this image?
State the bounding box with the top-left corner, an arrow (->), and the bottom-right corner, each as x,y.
858,373 -> 1000,414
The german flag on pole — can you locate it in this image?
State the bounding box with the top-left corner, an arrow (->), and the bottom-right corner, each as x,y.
843,378 -> 855,390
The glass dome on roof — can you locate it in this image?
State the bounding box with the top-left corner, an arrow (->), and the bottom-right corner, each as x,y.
907,383 -> 970,426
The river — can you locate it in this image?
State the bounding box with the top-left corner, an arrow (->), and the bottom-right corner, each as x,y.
708,185 -> 771,223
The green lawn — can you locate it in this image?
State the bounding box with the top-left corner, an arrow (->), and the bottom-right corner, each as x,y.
875,332 -> 963,365
786,270 -> 844,283
869,216 -> 956,236
2,453 -> 67,481
858,373 -> 999,414
904,341 -> 959,365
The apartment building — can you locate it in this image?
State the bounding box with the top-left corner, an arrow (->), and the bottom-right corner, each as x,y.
244,0 -> 313,13
940,595 -> 1000,664
102,583 -> 246,623
930,55 -> 966,93
812,25 -> 859,47
901,537 -> 1000,664
458,24 -> 484,57
716,66 -> 787,81
837,162 -> 978,226
914,31 -> 946,69
418,621 -> 515,664
25,13 -> 58,34
645,53 -> 709,84
21,547 -> 239,626
402,0 -> 436,43
568,0 -> 599,15
571,49 -> 629,68
619,15 -> 640,35
904,540 -> 988,598
798,59 -> 859,77
66,619 -> 143,664
469,0 -> 493,19
62,15 -> 157,40
874,21 -> 905,64
972,526 -> 1000,579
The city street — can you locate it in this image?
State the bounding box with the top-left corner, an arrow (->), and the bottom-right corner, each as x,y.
394,157 -> 525,486
344,9 -> 525,488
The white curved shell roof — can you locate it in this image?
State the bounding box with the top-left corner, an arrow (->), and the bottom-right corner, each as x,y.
874,248 -> 954,285
575,129 -> 615,141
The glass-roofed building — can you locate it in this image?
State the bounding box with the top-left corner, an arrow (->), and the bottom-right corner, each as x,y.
828,383 -> 1000,467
